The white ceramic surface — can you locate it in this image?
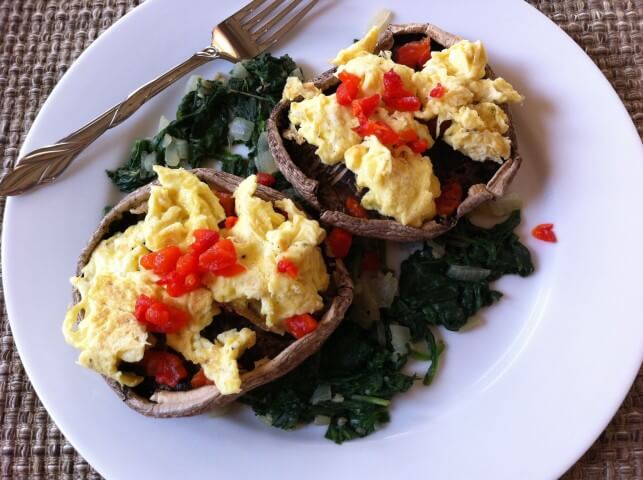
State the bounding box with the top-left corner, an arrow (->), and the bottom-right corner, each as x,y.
3,0 -> 643,479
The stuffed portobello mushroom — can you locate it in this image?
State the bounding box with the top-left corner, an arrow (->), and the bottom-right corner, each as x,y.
268,23 -> 523,242
63,167 -> 353,418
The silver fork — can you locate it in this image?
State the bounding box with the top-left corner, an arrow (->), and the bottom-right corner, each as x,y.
0,0 -> 318,196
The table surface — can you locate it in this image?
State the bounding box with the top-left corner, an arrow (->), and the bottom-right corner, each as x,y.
0,0 -> 641,478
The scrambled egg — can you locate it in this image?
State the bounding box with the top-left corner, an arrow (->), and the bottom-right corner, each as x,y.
345,136 -> 440,227
284,31 -> 523,225
413,40 -> 523,162
144,166 -> 226,250
338,53 -> 416,97
64,168 -> 329,395
289,94 -> 361,164
331,26 -> 380,66
208,176 -> 329,328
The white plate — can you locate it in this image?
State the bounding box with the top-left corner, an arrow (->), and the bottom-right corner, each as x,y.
3,0 -> 643,478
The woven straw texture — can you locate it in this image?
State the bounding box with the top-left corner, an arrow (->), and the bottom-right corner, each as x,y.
0,0 -> 641,478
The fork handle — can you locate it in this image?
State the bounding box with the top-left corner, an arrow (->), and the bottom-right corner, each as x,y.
0,47 -> 226,196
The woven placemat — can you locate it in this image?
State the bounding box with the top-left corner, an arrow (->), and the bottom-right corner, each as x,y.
0,0 -> 641,478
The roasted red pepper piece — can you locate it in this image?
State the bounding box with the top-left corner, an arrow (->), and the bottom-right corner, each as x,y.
216,191 -> 236,217
327,227 -> 353,259
345,196 -> 369,219
382,70 -> 422,112
256,172 -> 276,187
190,367 -> 214,388
189,229 -> 220,255
134,295 -> 190,334
336,71 -> 361,105
198,238 -> 239,274
140,245 -> 182,275
351,94 -> 381,119
277,258 -> 299,279
354,118 -> 400,145
284,314 -> 318,339
141,350 -> 188,388
435,181 -> 463,216
384,95 -> 421,112
394,38 -> 431,69
225,216 -> 238,229
408,139 -> 429,153
429,83 -> 447,98
532,223 -> 557,243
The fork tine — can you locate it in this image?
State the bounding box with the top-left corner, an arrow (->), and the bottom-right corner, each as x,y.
258,0 -> 318,47
239,0 -> 287,27
232,0 -> 271,21
252,0 -> 307,40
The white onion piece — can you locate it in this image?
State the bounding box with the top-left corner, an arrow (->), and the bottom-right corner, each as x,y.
373,272 -> 398,308
310,383 -> 332,405
184,74 -> 203,94
425,240 -> 446,259
367,9 -> 392,32
164,141 -> 181,167
229,117 -> 255,142
255,132 -> 278,173
158,115 -> 170,132
446,265 -> 491,282
175,139 -> 189,159
289,67 -> 304,81
313,415 -> 331,426
230,62 -> 249,79
161,133 -> 172,149
487,193 -> 523,217
389,324 -> 411,355
141,151 -> 156,173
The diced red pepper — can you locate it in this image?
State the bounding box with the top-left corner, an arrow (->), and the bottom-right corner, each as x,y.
327,227 -> 353,259
532,223 -> 557,243
336,71 -> 361,105
257,172 -> 276,187
140,350 -> 187,388
175,252 -> 199,277
399,129 -> 419,142
383,70 -> 410,99
345,196 -> 368,219
134,295 -> 190,334
429,83 -> 447,98
190,367 -> 214,388
382,70 -> 422,112
277,258 -> 299,279
351,94 -> 380,119
435,181 -> 463,216
184,273 -> 201,290
198,239 -> 239,274
384,95 -> 421,112
216,191 -> 236,217
354,118 -> 400,145
215,263 -> 247,277
284,314 -> 318,339
159,271 -> 189,297
134,294 -> 153,323
408,139 -> 429,153
361,250 -> 380,273
140,245 -> 182,276
394,38 -> 431,69
225,216 -> 238,229
189,229 -> 220,255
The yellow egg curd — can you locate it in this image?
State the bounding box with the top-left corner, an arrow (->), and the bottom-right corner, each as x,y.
63,167 -> 328,394
284,27 -> 523,226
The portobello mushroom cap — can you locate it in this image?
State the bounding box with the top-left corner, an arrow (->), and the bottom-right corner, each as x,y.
267,23 -> 521,242
71,168 -> 353,418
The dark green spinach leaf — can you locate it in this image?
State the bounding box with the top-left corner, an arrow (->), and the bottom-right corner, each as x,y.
107,54 -> 296,192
